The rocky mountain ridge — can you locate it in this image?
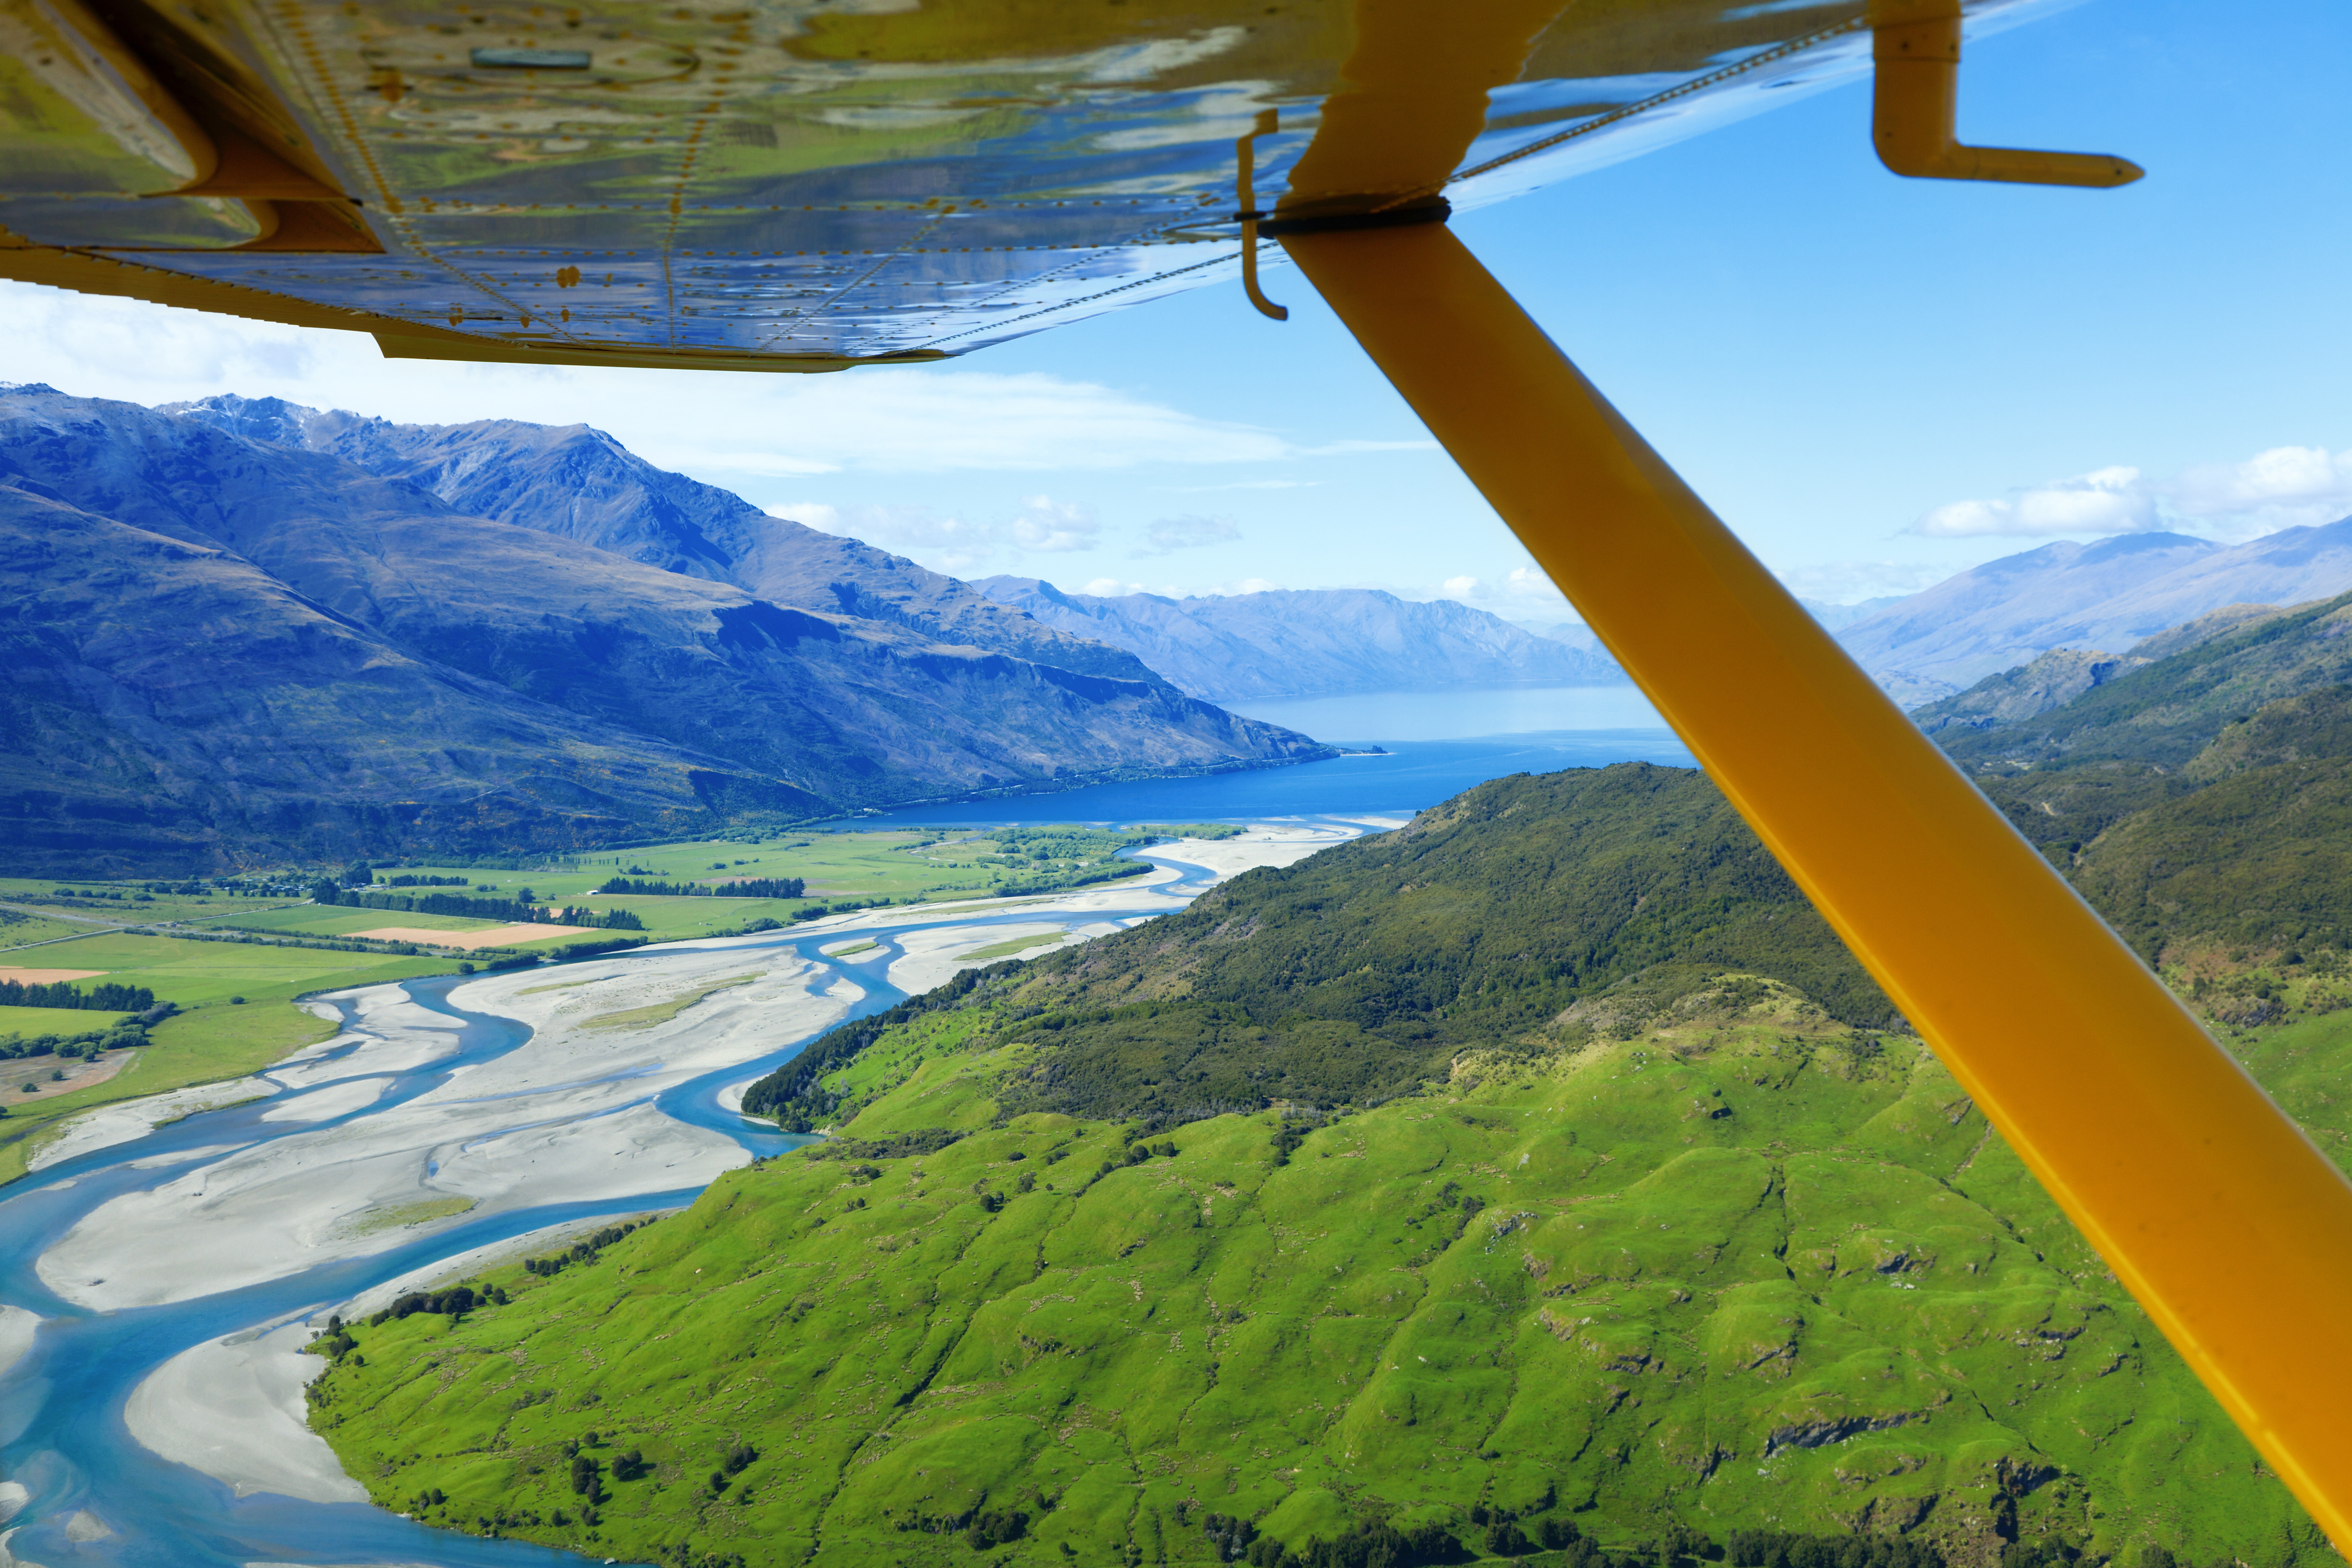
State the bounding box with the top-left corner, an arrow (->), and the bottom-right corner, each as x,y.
1838,523 -> 2352,701
0,387 -> 1326,873
973,577 -> 1627,701
166,395 -> 1165,684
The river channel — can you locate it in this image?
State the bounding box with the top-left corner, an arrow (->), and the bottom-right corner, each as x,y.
0,826 -> 1370,1568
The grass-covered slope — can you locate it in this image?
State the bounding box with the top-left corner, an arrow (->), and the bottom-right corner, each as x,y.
305,762 -> 2342,1568
305,988 -> 2328,1568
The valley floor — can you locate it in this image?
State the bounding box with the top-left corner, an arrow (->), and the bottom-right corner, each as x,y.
0,823 -> 1380,1567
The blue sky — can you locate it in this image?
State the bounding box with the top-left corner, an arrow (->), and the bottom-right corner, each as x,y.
7,0 -> 2345,618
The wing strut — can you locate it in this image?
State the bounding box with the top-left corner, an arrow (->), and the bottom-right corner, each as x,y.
1279,215 -> 2352,1545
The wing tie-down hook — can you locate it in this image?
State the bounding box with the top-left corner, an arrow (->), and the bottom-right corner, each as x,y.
1873,0 -> 2140,188
1234,109 -> 1288,321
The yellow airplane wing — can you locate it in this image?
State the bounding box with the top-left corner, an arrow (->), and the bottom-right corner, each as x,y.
2,0 -> 2105,369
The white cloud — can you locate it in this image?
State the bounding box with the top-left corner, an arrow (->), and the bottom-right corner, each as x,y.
2169,445 -> 2352,531
0,281 -> 1380,478
1911,443 -> 2352,543
766,500 -> 839,530
1083,578 -> 1139,596
1007,495 -> 1101,553
1912,466 -> 2157,538
1425,564 -> 1577,619
1139,514 -> 1241,554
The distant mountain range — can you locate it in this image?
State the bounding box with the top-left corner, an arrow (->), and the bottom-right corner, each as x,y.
0,389 -> 1325,874
972,579 -> 1626,702
1834,523 -> 2352,701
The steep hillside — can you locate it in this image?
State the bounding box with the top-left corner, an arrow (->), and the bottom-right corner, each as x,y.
973,579 -> 1626,701
1909,604 -> 2299,740
749,766 -> 1897,1129
0,387 -> 1327,871
308,765 -> 2337,1568
167,395 -> 1158,683
1937,590 -> 2352,772
0,485 -> 813,874
1911,650 -> 2148,739
1838,526 -> 2352,695
2065,687 -> 2352,961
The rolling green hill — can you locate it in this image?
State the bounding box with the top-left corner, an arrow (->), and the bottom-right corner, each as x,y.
305,762 -> 2343,1568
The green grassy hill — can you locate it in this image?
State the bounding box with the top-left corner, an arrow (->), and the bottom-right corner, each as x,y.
305,763 -> 2342,1568
763,767 -> 1897,1133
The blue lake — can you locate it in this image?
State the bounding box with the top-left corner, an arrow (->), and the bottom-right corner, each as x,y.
849,728 -> 1693,831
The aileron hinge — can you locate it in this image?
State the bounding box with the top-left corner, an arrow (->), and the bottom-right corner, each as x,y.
1872,1 -> 2141,189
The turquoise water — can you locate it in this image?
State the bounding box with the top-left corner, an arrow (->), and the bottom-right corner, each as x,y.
0,865 -> 1239,1568
0,725 -> 1687,1567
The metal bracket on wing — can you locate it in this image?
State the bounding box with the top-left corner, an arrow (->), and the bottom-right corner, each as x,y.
1233,110 -> 1289,322
1872,0 -> 2140,188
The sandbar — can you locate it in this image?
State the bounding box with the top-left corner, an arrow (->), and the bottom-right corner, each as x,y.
28,1077 -> 279,1173
1142,822 -> 1362,879
346,923 -> 594,949
257,1076 -> 391,1123
38,947 -> 852,1309
0,1305 -> 35,1381
124,1319 -> 366,1503
886,922 -> 1070,996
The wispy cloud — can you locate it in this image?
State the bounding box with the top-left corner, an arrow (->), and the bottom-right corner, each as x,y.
0,282 -> 1410,479
1007,495 -> 1101,553
1772,559 -> 1962,604
767,494 -> 1098,574
1427,565 -> 1577,619
1138,514 -> 1241,554
1912,443 -> 2352,541
1295,439 -> 1439,456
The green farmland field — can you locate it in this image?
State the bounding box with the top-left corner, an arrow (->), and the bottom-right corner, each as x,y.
0,930 -> 463,1185
0,1005 -> 134,1039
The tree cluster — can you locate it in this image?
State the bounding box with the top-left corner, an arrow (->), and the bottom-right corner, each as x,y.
598,874 -> 805,900
369,1284 -> 501,1325
522,1221 -> 641,1278
0,979 -> 155,1011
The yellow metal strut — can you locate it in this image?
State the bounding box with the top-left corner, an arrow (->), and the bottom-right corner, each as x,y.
1279,218 -> 2352,1545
